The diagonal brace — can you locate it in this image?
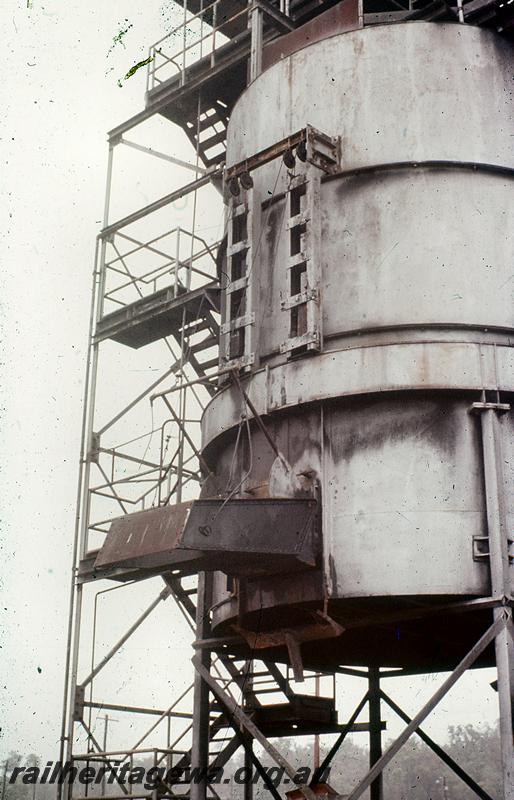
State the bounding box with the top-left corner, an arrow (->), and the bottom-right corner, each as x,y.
80,587 -> 171,688
380,690 -> 494,800
191,654 -> 317,800
79,720 -> 129,795
342,614 -> 507,800
312,691 -> 370,785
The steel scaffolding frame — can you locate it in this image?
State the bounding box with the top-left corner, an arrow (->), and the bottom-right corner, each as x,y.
57,67 -> 345,800
57,97 -> 222,794
60,3 -> 513,799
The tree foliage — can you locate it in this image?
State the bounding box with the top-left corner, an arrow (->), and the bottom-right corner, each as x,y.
1,723 -> 502,800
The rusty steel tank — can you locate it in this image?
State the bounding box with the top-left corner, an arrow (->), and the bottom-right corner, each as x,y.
201,21 -> 514,671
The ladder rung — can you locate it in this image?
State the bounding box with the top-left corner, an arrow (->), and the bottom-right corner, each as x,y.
287,212 -> 309,230
190,335 -> 218,353
200,130 -> 227,152
227,239 -> 248,257
225,275 -> 248,294
288,251 -> 308,269
197,112 -> 224,134
181,318 -> 211,336
249,670 -> 277,677
220,312 -> 254,335
204,151 -> 226,167
197,357 -> 219,370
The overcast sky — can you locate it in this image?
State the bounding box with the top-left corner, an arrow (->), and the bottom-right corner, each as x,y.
1,0 -> 502,768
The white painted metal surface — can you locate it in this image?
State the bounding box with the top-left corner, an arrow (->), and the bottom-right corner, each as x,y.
204,21 -> 514,628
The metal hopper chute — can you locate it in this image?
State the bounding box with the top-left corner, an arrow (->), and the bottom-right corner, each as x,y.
90,498 -> 319,581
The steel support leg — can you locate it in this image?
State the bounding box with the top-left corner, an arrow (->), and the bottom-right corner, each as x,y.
191,573 -> 213,800
368,668 -> 383,800
380,690 -> 493,800
479,407 -> 514,799
243,746 -> 253,800
243,660 -> 254,800
495,613 -> 514,800
344,617 -> 504,800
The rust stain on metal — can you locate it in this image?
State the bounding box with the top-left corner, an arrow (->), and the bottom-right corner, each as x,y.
233,610 -> 344,649
262,0 -> 361,71
94,498 -> 319,578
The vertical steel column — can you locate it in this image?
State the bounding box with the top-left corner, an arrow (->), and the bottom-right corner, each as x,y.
59,142 -> 115,800
249,3 -> 263,82
191,572 -> 213,800
368,668 -> 383,800
479,406 -> 514,799
243,743 -> 254,800
243,660 -> 254,800
313,673 -> 321,776
57,238 -> 99,800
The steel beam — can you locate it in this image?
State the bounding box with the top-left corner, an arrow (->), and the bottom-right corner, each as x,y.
83,700 -> 192,719
101,172 -> 221,239
120,138 -> 208,174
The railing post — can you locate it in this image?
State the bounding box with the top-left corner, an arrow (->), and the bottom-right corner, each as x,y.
174,226 -> 181,297
211,0 -> 218,66
146,46 -> 153,93
182,0 -> 188,85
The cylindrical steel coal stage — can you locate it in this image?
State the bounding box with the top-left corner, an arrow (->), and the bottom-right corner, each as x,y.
201,22 -> 514,670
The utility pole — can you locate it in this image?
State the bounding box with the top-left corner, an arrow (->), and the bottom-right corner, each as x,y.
30,758 -> 39,800
99,714 -> 118,796
1,760 -> 9,800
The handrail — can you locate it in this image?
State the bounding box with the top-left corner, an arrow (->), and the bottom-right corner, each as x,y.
146,0 -> 248,91
102,224 -> 221,309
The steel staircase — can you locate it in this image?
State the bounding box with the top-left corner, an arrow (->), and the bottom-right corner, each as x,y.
160,573 -> 343,796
